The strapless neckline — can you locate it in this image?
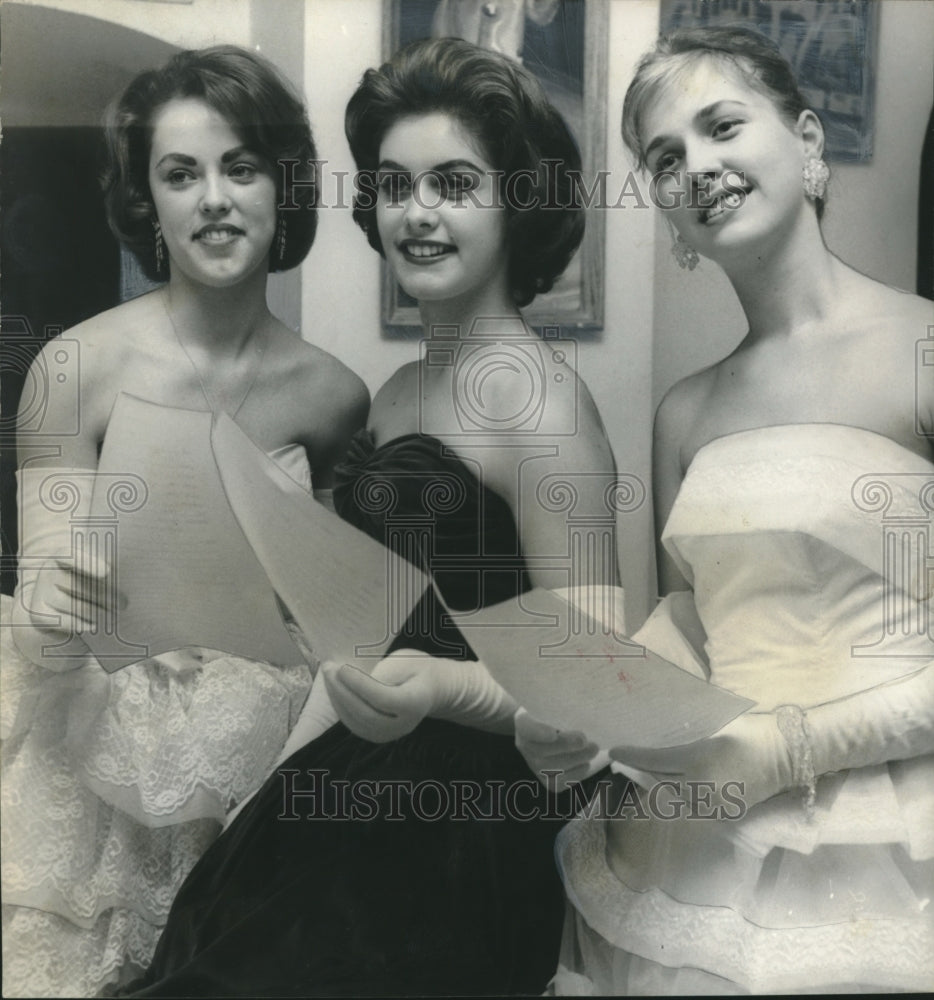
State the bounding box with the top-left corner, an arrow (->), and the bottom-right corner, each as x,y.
660,421 -> 933,709
688,422 -> 931,470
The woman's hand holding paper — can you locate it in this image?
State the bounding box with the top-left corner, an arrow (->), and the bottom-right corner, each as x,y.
323,649 -> 518,743
515,708 -> 607,792
36,552 -> 120,628
14,553 -> 122,672
609,711 -> 792,812
322,650 -> 439,743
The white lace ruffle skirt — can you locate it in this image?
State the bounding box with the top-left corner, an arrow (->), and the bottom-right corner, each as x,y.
553,807 -> 934,995
1,595 -> 312,997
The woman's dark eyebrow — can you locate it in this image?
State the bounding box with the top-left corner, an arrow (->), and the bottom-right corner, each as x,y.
694,100 -> 748,125
377,159 -> 409,173
376,158 -> 484,173
433,159 -> 484,173
220,145 -> 257,164
644,134 -> 673,163
153,152 -> 197,169
645,100 -> 749,163
152,146 -> 256,170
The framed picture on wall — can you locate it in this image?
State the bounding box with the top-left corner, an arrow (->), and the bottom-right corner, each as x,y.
380,0 -> 608,337
660,0 -> 878,163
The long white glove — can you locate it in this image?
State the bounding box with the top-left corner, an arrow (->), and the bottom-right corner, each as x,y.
609,665 -> 934,812
322,649 -> 517,744
807,663 -> 934,775
10,467 -> 106,670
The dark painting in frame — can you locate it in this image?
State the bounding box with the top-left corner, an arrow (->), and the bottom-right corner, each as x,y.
660,0 -> 878,163
380,0 -> 608,337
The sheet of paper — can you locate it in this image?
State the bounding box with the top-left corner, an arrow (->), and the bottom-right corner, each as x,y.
210,412 -> 431,670
447,587 -> 753,748
82,393 -> 304,672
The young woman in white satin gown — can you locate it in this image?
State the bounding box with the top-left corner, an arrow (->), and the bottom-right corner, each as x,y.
1,46 -> 367,997
519,26 -> 934,995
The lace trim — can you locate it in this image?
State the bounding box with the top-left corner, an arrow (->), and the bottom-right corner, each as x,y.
74,655 -> 312,818
3,903 -> 160,998
2,616 -> 313,994
558,818 -> 934,993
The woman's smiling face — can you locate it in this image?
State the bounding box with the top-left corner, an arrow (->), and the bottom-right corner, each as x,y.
375,112 -> 511,309
641,56 -> 820,261
148,97 -> 278,287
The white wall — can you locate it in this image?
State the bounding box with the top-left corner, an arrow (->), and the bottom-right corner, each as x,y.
9,0 -> 254,53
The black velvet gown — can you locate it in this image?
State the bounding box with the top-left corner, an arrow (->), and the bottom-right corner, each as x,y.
125,432 -> 571,997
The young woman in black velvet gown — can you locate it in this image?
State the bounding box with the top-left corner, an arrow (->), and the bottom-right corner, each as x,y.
128,37 -> 619,997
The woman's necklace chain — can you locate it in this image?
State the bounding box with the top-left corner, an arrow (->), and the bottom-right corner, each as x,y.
161,291 -> 268,418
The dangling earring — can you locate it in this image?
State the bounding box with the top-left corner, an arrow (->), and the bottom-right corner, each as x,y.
670,228 -> 699,271
802,156 -> 830,201
275,216 -> 287,267
153,219 -> 166,279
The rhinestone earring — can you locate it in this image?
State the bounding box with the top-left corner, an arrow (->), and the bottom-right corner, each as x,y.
275,216 -> 287,266
802,156 -> 830,201
671,230 -> 699,271
153,219 -> 166,278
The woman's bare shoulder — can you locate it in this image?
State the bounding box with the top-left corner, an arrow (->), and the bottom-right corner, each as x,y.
66,292 -> 162,342
19,296 -> 162,455
368,360 -> 420,417
656,364 -> 718,436
37,294 -> 163,399
841,269 -> 933,331
270,325 -> 368,407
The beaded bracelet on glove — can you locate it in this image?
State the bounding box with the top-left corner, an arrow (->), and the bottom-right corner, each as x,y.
775,704 -> 816,819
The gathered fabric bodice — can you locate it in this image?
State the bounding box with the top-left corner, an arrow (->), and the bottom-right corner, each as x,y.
334,430 -> 531,656
663,423 -> 931,709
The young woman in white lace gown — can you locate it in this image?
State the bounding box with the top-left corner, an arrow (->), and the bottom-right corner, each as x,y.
1,46 -> 367,997
519,26 -> 934,994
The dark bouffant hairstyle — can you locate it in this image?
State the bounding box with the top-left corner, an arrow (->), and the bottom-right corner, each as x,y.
345,37 -> 584,308
622,26 -> 826,219
102,45 -> 319,280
